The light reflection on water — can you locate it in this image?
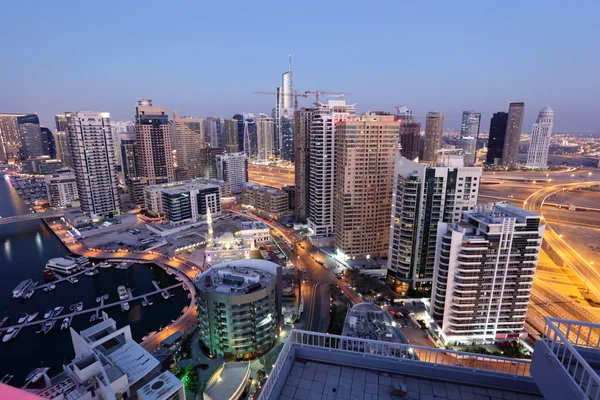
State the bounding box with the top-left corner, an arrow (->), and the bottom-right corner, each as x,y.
4,238 -> 11,261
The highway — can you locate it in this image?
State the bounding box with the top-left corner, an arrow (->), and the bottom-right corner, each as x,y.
0,209 -> 65,225
524,181 -> 600,302
248,164 -> 295,189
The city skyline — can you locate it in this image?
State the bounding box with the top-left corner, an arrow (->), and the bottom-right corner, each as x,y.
1,2 -> 598,132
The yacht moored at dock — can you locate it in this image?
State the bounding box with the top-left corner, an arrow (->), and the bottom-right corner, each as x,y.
61,317 -> 71,330
43,309 -> 52,319
122,302 -> 130,312
51,306 -> 64,318
13,279 -> 34,298
75,302 -> 83,312
26,312 -> 39,323
117,285 -> 129,301
43,320 -> 56,335
45,257 -> 78,275
2,327 -> 20,342
161,291 -> 170,300
18,313 -> 29,324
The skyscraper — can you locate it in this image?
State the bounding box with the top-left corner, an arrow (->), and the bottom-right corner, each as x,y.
119,131 -> 138,181
431,203 -> 544,345
204,116 -> 223,149
334,113 -> 399,260
399,122 -> 421,161
40,127 -> 56,159
222,119 -> 239,154
67,111 -> 120,218
172,111 -> 204,180
17,114 -> 45,160
387,155 -> 482,295
460,110 -> 481,166
307,100 -> 356,242
134,99 -> 174,186
216,152 -> 248,193
54,131 -> 71,168
485,112 -> 508,165
243,113 -> 257,156
526,107 -> 554,169
232,114 -> 244,153
422,111 -> 444,162
257,114 -> 274,162
54,113 -> 69,132
395,105 -> 414,124
275,57 -> 294,160
293,107 -> 314,222
0,113 -> 26,163
501,102 -> 525,168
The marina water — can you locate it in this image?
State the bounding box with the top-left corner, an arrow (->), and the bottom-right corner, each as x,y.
0,174 -> 189,386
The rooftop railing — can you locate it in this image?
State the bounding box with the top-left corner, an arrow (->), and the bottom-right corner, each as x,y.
257,329 -> 532,400
542,317 -> 600,399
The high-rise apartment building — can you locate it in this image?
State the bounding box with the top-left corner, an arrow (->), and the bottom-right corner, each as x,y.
45,169 -> 78,208
387,155 -> 482,294
223,119 -> 239,154
334,113 -> 399,260
66,111 -> 120,218
431,203 -> 544,345
134,99 -> 174,186
54,131 -> 71,168
17,114 -> 44,160
293,107 -> 314,222
243,113 -> 256,157
275,59 -> 294,160
460,110 -> 481,166
216,152 -> 248,193
172,111 -> 204,180
399,122 -> 421,161
501,102 -> 525,168
205,116 -> 223,149
485,112 -> 508,165
526,107 -> 554,169
307,100 -> 356,242
0,113 -> 26,163
422,111 -> 444,162
256,114 -> 274,162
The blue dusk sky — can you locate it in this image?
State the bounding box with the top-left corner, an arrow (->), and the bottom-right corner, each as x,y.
1,0 -> 598,132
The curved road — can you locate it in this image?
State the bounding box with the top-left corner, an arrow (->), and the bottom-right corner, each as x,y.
45,219 -> 198,353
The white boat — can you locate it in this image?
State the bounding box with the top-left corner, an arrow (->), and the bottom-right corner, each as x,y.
183,285 -> 189,292
147,299 -> 154,306
68,277 -> 78,284
18,313 -> 29,324
141,331 -> 157,341
43,287 -> 50,293
24,289 -> 34,299
142,300 -> 147,307
26,368 -> 48,383
43,309 -> 52,319
175,276 -> 182,282
90,314 -> 97,322
96,296 -> 102,303
61,317 -> 70,330
43,320 -> 55,335
99,262 -> 112,268
13,279 -> 34,298
46,257 -> 78,275
51,306 -> 64,318
161,291 -> 170,300
3,327 -> 20,342
75,302 -> 83,312
117,286 -> 129,301
103,294 -> 109,300
49,284 -> 56,290
26,312 -> 39,323
122,302 -> 130,312
1,374 -> 13,384
84,270 -> 96,276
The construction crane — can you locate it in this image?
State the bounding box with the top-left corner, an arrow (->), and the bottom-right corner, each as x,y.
304,90 -> 350,102
253,90 -> 308,110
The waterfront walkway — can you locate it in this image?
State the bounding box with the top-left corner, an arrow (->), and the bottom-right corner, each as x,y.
0,210 -> 65,226
0,283 -> 184,332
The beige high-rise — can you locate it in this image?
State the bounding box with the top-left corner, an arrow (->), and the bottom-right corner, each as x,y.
334,112 -> 399,260
172,111 -> 204,180
256,115 -> 274,162
423,111 -> 444,162
134,99 -> 174,185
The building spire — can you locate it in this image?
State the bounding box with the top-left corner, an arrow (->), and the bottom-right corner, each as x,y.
288,54 -> 292,72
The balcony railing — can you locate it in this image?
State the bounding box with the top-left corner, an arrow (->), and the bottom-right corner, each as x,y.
257,329 -> 533,400
542,317 -> 600,399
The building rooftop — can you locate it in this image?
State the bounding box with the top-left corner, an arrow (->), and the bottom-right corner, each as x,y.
468,203 -> 541,224
241,220 -> 269,230
162,182 -> 218,195
243,182 -> 287,195
258,329 -> 545,400
342,303 -> 408,343
203,362 -> 251,400
195,259 -> 280,295
137,371 -> 183,400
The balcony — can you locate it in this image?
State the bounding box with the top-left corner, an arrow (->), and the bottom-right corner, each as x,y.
257,329 -> 540,400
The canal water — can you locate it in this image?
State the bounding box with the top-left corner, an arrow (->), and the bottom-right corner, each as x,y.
0,174 -> 189,386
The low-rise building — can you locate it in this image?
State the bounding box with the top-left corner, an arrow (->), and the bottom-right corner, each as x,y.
203,362 -> 251,400
240,220 -> 270,248
161,183 -> 221,226
194,260 -> 283,360
45,169 -> 78,208
144,178 -> 230,216
64,208 -> 92,228
22,156 -> 64,174
241,183 -> 291,220
137,371 -> 185,400
24,313 -> 171,399
205,232 -> 251,264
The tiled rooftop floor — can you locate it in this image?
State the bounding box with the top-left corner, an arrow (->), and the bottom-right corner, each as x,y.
279,358 -> 543,400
